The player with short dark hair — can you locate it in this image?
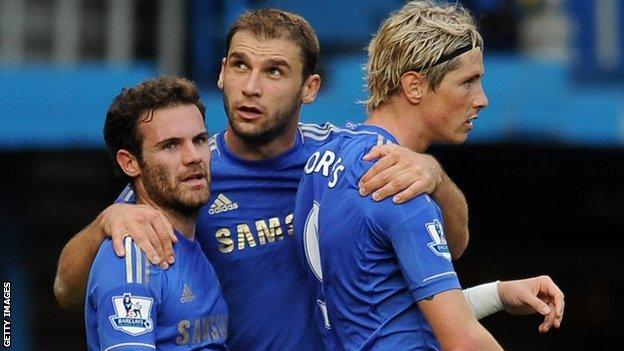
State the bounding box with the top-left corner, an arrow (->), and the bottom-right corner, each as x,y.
85,77 -> 227,350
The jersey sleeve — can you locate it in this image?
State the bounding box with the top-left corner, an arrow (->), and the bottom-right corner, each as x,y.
88,239 -> 164,350
369,193 -> 461,302
93,285 -> 158,350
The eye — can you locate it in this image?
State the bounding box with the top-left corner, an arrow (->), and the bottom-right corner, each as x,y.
232,60 -> 247,71
163,141 -> 178,150
464,75 -> 481,86
194,135 -> 208,145
268,67 -> 282,77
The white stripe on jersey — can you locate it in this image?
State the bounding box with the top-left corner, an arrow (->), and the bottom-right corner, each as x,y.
299,122 -> 338,134
209,134 -> 220,155
105,342 -> 156,351
299,123 -> 340,140
124,237 -> 133,283
134,242 -> 142,284
422,271 -> 457,283
122,188 -> 134,203
300,122 -> 390,143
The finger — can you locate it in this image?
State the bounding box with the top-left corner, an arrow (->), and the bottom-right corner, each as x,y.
126,222 -> 163,266
362,144 -> 393,161
541,277 -> 565,320
109,225 -> 127,257
553,299 -> 564,328
365,165 -> 411,201
392,178 -> 435,203
524,293 -> 552,316
539,302 -> 558,333
153,211 -> 176,264
359,153 -> 398,193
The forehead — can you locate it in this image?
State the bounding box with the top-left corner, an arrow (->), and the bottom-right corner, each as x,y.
447,47 -> 484,78
139,104 -> 206,142
228,30 -> 303,66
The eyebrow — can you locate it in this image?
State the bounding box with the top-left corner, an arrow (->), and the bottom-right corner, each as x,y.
265,58 -> 291,68
153,131 -> 209,148
154,137 -> 180,149
228,51 -> 291,69
228,51 -> 247,61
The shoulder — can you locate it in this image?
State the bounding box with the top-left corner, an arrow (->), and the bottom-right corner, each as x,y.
298,122 -> 342,142
90,237 -> 162,299
367,193 -> 442,234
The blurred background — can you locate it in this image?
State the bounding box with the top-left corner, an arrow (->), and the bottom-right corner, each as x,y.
0,0 -> 622,349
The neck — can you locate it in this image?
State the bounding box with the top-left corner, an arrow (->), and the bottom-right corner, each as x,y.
224,122 -> 299,161
134,186 -> 197,241
365,97 -> 431,153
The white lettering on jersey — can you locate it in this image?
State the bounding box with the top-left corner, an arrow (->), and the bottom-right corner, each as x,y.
304,150 -> 345,188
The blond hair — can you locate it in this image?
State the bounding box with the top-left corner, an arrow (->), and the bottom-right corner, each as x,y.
365,0 -> 483,110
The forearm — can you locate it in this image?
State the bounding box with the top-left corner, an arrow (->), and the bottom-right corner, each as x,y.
463,281 -> 504,320
53,213 -> 107,310
431,172 -> 469,259
420,289 -> 503,350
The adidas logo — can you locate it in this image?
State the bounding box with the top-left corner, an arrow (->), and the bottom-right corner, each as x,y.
208,194 -> 239,214
180,283 -> 196,303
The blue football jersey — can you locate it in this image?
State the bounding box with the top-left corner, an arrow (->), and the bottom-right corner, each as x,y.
85,231 -> 228,351
115,123 -> 352,350
295,124 -> 461,350
195,123 -> 345,351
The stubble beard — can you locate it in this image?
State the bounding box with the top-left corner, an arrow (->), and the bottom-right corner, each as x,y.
223,91 -> 301,146
141,162 -> 210,217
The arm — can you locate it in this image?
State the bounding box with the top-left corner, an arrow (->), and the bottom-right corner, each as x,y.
53,203 -> 175,310
431,171 -> 469,259
418,289 -> 503,351
359,143 -> 469,258
54,212 -> 107,310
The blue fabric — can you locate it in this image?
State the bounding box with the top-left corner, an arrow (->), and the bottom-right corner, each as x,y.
295,124 -> 461,350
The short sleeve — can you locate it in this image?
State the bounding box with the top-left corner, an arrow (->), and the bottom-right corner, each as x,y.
87,240 -> 163,350
369,194 -> 461,302
93,284 -> 158,350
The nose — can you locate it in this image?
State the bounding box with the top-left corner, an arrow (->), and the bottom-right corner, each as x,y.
182,142 -> 203,165
474,82 -> 489,111
242,70 -> 262,97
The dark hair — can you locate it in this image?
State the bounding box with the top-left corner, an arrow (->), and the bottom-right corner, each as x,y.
225,8 -> 320,79
103,76 -> 205,180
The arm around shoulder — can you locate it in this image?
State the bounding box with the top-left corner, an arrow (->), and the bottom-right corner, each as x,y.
431,171 -> 469,259
54,202 -> 176,309
53,209 -> 110,310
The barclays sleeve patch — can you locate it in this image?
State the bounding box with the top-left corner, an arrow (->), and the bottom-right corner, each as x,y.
109,293 -> 154,336
425,219 -> 451,261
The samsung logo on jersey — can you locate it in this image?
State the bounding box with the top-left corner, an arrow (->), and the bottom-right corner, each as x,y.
304,150 -> 345,188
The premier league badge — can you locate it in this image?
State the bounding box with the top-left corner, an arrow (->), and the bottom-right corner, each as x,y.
109,293 -> 154,336
425,219 -> 451,261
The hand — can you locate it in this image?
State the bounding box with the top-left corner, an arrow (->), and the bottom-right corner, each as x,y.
101,203 -> 177,269
498,276 -> 565,333
359,144 -> 442,204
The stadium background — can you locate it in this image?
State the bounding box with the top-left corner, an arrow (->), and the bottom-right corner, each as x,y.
0,0 -> 622,349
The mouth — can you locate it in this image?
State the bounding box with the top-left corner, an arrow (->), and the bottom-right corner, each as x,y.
235,104 -> 264,121
180,171 -> 208,187
466,115 -> 478,129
